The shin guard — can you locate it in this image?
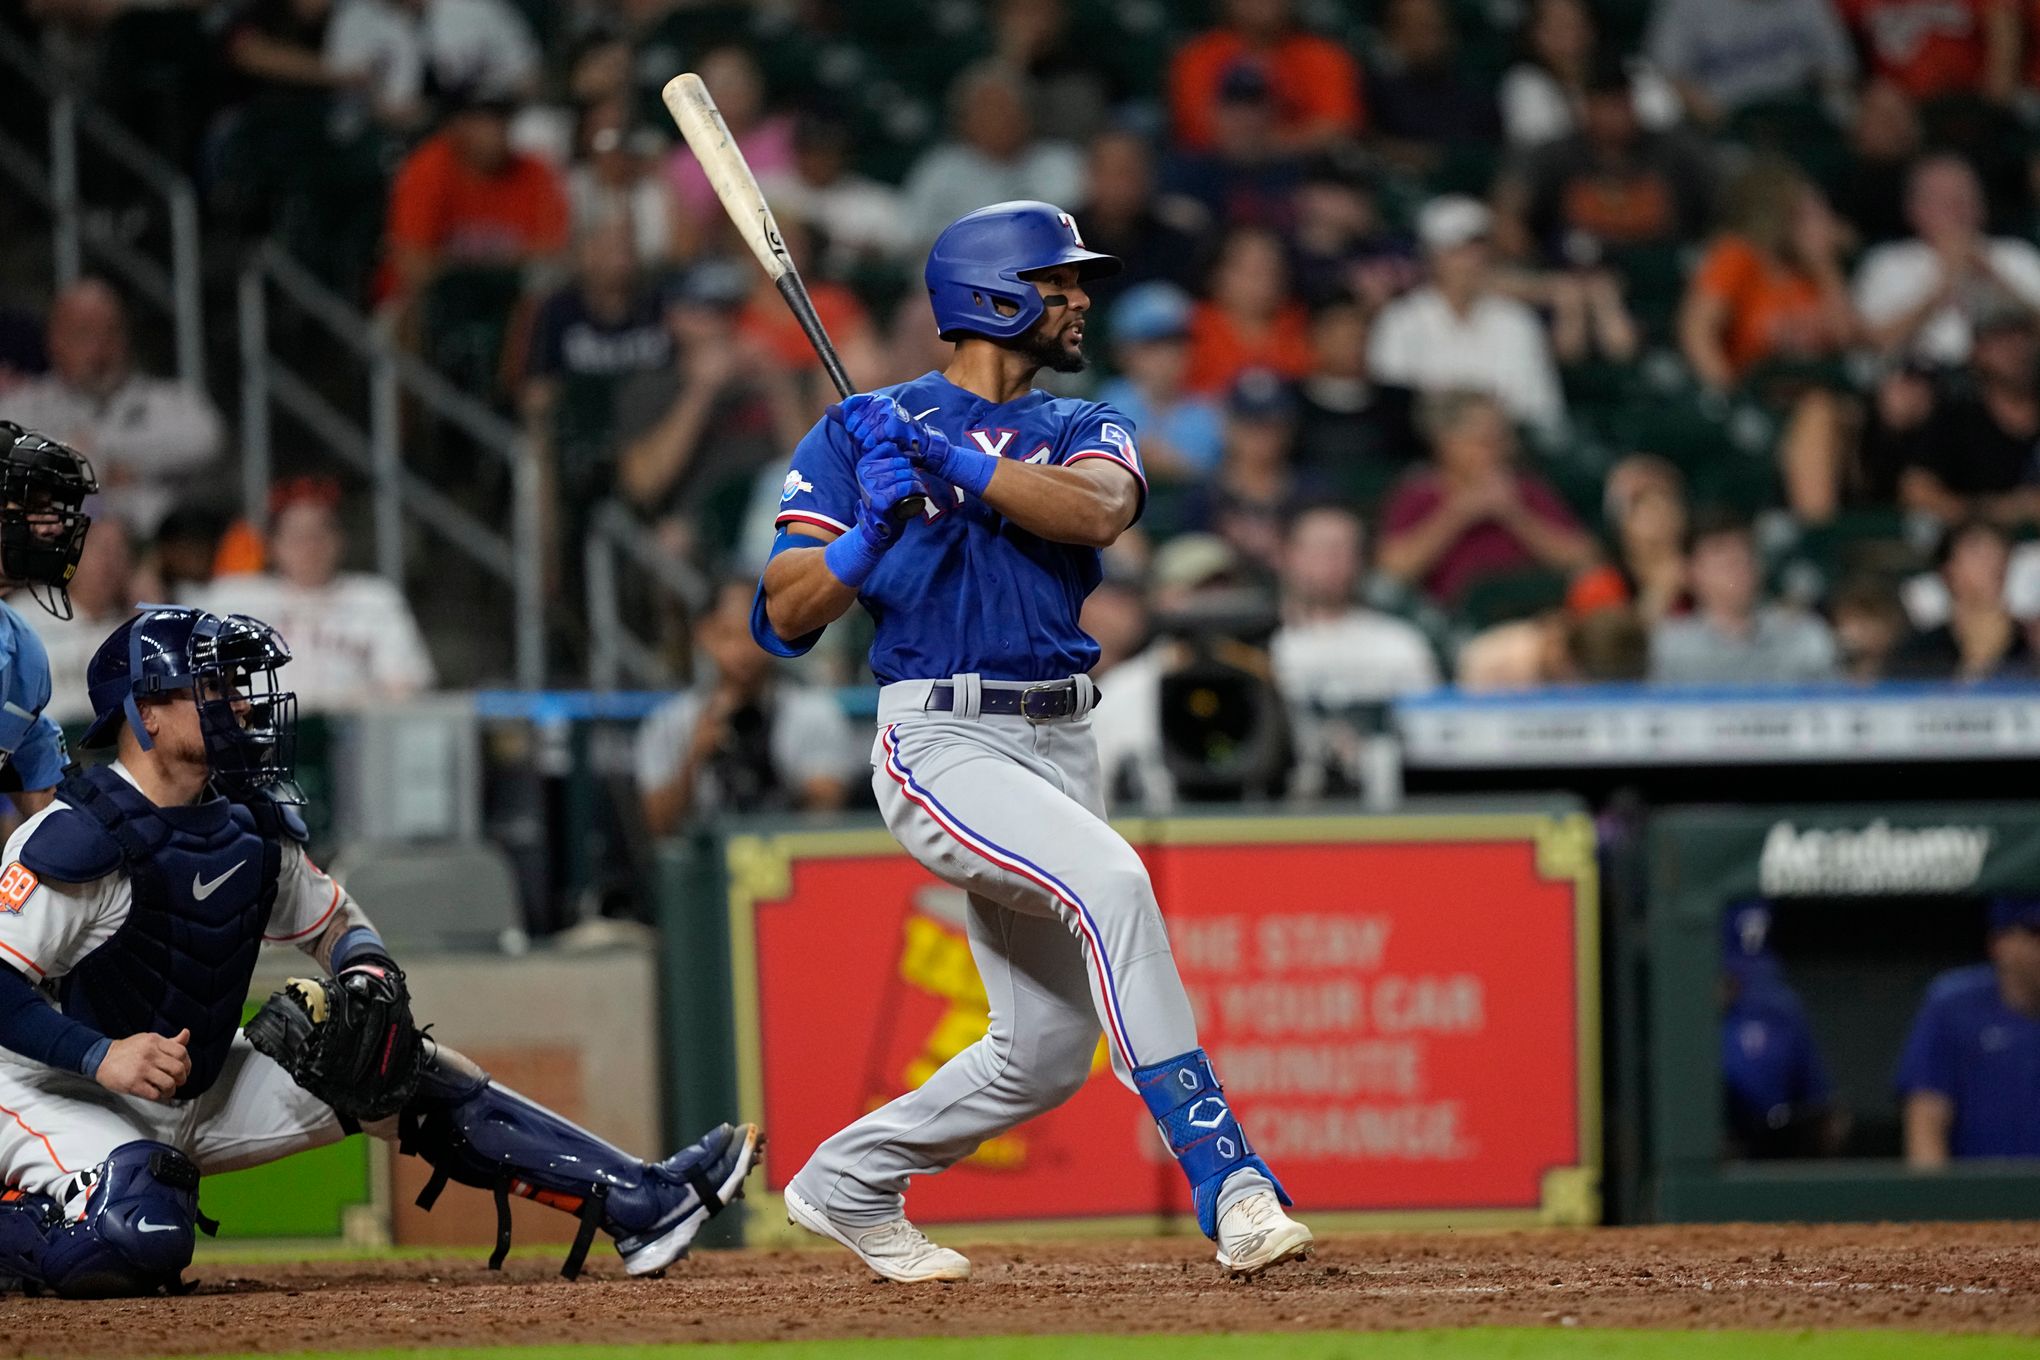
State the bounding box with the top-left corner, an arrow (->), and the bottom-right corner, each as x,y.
1134,1048 -> 1290,1240
0,1142 -> 214,1298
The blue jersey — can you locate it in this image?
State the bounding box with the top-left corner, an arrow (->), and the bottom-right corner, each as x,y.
0,600 -> 65,791
1896,963 -> 2040,1158
765,371 -> 1145,683
1722,974 -> 1832,1141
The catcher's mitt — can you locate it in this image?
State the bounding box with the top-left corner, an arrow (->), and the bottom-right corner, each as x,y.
244,962 -> 424,1121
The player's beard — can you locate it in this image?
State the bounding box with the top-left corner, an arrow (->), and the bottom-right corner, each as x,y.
1017,317 -> 1089,374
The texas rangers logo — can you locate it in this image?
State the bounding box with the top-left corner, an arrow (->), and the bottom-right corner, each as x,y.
1057,213 -> 1085,247
1100,421 -> 1141,472
780,470 -> 814,503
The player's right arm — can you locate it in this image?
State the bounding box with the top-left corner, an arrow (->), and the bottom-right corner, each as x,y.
755,411 -> 921,653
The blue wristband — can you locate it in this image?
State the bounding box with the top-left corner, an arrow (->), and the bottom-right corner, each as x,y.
332,925 -> 393,973
936,441 -> 994,498
822,522 -> 888,589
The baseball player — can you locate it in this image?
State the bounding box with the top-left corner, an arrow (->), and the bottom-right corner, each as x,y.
754,201 -> 1313,1282
0,422 -> 99,815
0,606 -> 760,1297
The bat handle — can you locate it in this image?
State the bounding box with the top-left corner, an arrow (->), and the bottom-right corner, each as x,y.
773,273 -> 925,521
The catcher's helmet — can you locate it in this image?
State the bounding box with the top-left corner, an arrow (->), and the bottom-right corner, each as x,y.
0,422 -> 97,619
924,200 -> 1121,341
83,606 -> 301,802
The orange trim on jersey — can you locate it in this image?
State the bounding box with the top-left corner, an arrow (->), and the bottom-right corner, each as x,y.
263,880 -> 341,944
0,1098 -> 71,1175
0,939 -> 44,977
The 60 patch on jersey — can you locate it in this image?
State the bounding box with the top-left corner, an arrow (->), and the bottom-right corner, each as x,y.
0,862 -> 36,914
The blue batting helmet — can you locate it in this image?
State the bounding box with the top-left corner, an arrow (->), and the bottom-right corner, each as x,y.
83,606 -> 300,802
924,201 -> 1121,341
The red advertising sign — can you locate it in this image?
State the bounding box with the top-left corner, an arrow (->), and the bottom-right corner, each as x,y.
727,812 -> 1599,1234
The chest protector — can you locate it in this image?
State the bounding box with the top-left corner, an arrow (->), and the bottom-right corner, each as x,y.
20,765 -> 305,1099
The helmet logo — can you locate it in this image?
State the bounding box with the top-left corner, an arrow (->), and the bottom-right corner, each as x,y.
1057,213 -> 1085,247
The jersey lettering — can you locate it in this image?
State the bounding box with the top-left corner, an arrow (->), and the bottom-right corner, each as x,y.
0,862 -> 36,914
965,429 -> 1016,460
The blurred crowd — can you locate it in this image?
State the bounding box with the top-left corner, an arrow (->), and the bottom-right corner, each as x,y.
20,0 -> 2040,740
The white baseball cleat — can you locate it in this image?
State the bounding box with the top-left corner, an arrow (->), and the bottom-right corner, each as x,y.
784,1185 -> 972,1283
1215,1190 -> 1315,1279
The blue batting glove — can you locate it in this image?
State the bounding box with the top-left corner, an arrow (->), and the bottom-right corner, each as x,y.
823,450 -> 925,589
845,398 -> 994,499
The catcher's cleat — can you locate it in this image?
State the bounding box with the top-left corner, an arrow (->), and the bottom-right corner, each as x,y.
616,1122 -> 764,1277
784,1185 -> 971,1283
1214,1190 -> 1314,1279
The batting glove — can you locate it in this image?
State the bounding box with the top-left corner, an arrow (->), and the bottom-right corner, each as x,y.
834,395 -> 994,499
822,451 -> 926,589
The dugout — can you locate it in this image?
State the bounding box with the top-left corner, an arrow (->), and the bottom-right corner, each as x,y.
1636,803 -> 2040,1224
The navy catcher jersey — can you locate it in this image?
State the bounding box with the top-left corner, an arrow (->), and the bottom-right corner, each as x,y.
769,371 -> 1145,683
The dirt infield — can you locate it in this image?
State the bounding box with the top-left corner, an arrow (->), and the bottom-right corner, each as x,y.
8,1222 -> 2040,1357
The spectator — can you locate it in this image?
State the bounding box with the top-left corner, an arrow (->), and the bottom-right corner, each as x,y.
738,215 -> 887,410
1169,0 -> 1364,155
1872,303 -> 2040,529
1369,197 -> 1568,433
1291,296 -> 1418,501
667,47 -> 794,247
1287,152 -> 1422,311
1839,0 -> 2018,104
1377,389 -> 1596,607
1569,455 -> 1693,624
1076,128 -> 1209,295
1500,57 -> 1714,265
323,0 -> 540,133
1682,160 -> 1859,391
1650,511 -> 1839,684
223,0 -> 354,103
1721,900 -> 1843,1159
900,64 -> 1083,248
26,515 -> 136,724
1645,0 -> 1855,125
635,578 -> 858,835
1854,154 -> 2040,365
1272,505 -> 1438,795
565,97 -> 682,265
1095,284 -> 1226,480
1183,370 -> 1315,569
198,478 -> 436,710
1185,226 -> 1314,394
1457,603 -> 1650,688
0,279 -> 224,536
0,306 -> 46,396
134,505 -> 229,604
615,260 -> 803,567
1831,78 -> 1924,249
1888,517 -> 2030,678
1499,0 -> 1681,149
986,0 -> 1123,144
759,112 -> 912,276
383,89 -> 569,313
520,220 -> 676,552
1160,62 -> 1306,233
1364,0 -> 1500,169
1830,574 -> 1910,681
1898,897 -> 2040,1165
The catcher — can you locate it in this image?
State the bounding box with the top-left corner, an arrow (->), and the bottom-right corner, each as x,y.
0,606 -> 761,1297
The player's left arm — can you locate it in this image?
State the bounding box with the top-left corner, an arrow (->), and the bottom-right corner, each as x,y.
976,459 -> 1141,549
267,845 -> 394,976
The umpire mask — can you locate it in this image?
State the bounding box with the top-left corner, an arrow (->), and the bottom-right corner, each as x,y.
0,423 -> 98,619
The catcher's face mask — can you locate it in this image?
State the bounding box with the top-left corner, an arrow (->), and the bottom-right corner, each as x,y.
188,613 -> 303,804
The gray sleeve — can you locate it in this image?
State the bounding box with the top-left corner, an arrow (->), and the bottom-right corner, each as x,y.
634,692 -> 700,794
771,688 -> 861,788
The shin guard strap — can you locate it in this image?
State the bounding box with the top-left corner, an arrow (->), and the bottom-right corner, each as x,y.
684,1165 -> 723,1216
415,1168 -> 450,1212
560,1184 -> 607,1281
487,1182 -> 512,1270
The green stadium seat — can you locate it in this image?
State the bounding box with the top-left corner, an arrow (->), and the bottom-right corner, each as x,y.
1454,567 -> 1575,630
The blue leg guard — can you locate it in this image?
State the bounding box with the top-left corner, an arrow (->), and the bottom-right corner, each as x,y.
399,1047 -> 755,1279
1134,1049 -> 1290,1240
0,1141 -> 211,1298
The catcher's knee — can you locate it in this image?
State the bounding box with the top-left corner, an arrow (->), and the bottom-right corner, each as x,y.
39,1141 -> 207,1298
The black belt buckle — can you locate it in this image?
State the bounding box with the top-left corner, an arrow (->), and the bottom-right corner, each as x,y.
1020,681 -> 1072,724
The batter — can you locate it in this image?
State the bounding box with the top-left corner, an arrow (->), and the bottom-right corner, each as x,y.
755,200 -> 1314,1282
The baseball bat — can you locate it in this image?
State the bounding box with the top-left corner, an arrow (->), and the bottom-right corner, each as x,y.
662,72 -> 923,519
